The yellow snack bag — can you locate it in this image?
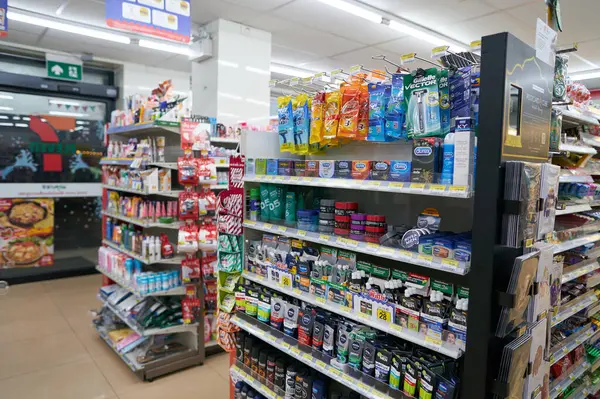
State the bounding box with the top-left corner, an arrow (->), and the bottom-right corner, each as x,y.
310,92 -> 325,145
356,85 -> 369,140
323,91 -> 341,140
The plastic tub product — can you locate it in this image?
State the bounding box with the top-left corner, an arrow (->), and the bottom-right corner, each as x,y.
318,225 -> 335,233
349,233 -> 364,241
318,219 -> 335,227
297,210 -> 319,231
319,212 -> 335,220
334,227 -> 350,236
319,199 -> 336,214
366,215 -> 386,228
335,202 -> 358,216
365,225 -> 385,243
350,213 -> 367,225
350,222 -> 365,231
335,215 -> 351,230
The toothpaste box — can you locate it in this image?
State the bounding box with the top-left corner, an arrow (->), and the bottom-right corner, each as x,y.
389,161 -> 411,182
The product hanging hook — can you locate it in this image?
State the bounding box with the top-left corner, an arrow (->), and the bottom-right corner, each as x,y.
371,55 -> 410,73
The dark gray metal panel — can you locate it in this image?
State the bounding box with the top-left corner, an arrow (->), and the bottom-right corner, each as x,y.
0,71 -> 118,99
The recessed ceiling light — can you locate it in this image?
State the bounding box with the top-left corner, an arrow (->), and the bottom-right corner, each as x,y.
0,106 -> 13,111
318,0 -> 382,23
388,21 -> 467,53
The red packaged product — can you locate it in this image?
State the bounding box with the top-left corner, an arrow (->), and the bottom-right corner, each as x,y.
160,233 -> 175,259
182,297 -> 201,324
197,158 -> 216,184
181,255 -> 201,283
179,191 -> 199,220
178,156 -> 198,185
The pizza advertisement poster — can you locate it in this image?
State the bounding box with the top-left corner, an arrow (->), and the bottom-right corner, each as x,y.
0,198 -> 54,268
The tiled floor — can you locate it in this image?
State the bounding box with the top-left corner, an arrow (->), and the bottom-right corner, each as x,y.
0,274 -> 231,399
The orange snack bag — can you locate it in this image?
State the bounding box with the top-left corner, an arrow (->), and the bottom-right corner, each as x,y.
338,85 -> 360,139
310,92 -> 325,145
356,85 -> 369,140
323,91 -> 341,140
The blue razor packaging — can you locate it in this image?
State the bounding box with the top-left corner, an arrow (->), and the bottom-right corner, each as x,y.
449,66 -> 472,130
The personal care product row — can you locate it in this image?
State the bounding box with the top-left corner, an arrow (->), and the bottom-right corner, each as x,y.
106,137 -> 166,164
554,212 -> 600,241
558,182 -> 600,202
277,66 -> 479,155
177,156 -> 217,185
214,123 -> 242,141
109,80 -> 188,128
233,337 -> 378,399
247,142 -> 474,186
251,187 -> 471,262
104,168 -> 172,193
105,220 -> 175,261
235,301 -> 461,398
99,284 -> 199,328
107,192 -> 179,224
243,238 -> 468,348
210,145 -> 239,159
98,247 -> 183,294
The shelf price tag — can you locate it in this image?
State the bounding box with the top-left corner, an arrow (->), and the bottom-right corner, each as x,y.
345,239 -> 358,248
293,288 -> 303,296
390,323 -> 403,333
442,258 -> 460,268
401,52 -> 416,65
297,230 -> 307,237
267,335 -> 277,343
429,184 -> 446,192
275,175 -> 285,180
302,353 -> 313,362
316,297 -> 326,304
328,367 -> 342,377
281,342 -> 291,350
418,254 -> 433,263
366,243 -> 380,253
312,72 -> 326,83
380,247 -> 396,256
316,360 -> 327,369
301,77 -> 312,85
269,79 -> 277,87
377,308 -> 392,323
449,185 -> 466,192
265,175 -> 274,180
263,223 -> 273,230
277,226 -> 287,232
342,374 -> 354,384
425,336 -> 443,349
349,65 -> 362,75
367,181 -> 381,186
290,176 -> 299,181
290,77 -> 300,86
330,69 -> 344,79
340,306 -> 352,314
319,234 -> 331,241
470,40 -> 482,51
431,45 -> 449,59
410,183 -> 426,190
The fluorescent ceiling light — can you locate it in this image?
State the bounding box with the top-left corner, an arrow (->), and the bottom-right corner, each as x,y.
0,122 -> 13,127
12,116 -> 20,120
49,111 -> 89,117
218,60 -> 239,68
388,21 -> 467,52
270,64 -> 313,78
49,100 -> 81,106
0,106 -> 13,111
15,123 -> 28,128
138,39 -> 191,56
8,11 -> 131,44
318,0 -> 382,23
246,66 -> 270,75
22,117 -> 30,121
0,94 -> 13,100
570,70 -> 600,81
0,116 -> 8,119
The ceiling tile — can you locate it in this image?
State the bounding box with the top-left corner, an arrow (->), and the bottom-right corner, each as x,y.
222,0 -> 294,12
273,28 -> 364,58
573,39 -> 600,70
60,0 -> 106,28
191,0 -> 260,25
271,43 -> 322,66
243,13 -> 304,33
438,11 -> 533,46
328,46 -> 403,71
506,0 -> 600,45
483,0 -> 538,10
8,0 -> 65,14
270,0 -> 405,45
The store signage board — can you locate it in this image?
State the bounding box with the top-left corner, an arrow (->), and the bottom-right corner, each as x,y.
46,54 -> 83,82
106,0 -> 191,43
1,183 -> 102,198
535,18 -> 557,67
0,0 -> 7,38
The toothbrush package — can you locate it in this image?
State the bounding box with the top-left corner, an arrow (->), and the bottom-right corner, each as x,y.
404,68 -> 442,138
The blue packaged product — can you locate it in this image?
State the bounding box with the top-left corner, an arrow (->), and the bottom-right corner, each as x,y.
471,71 -> 480,132
432,237 -> 456,259
389,161 -> 411,182
449,67 -> 472,128
386,74 -> 404,117
367,119 -> 386,142
454,240 -> 472,262
278,96 -> 294,152
384,114 -> 405,140
266,159 -> 278,175
368,83 -> 386,120
418,233 -> 447,255
440,133 -> 455,185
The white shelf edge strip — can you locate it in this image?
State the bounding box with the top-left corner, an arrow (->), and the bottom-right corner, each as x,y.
243,271 -> 462,358
243,221 -> 469,276
556,204 -> 593,216
553,233 -> 600,254
99,294 -> 198,336
102,239 -> 184,265
579,380 -> 600,399
96,325 -> 143,371
230,365 -> 281,399
549,324 -> 595,365
232,316 -> 390,399
552,291 -> 599,326
96,266 -> 186,297
102,211 -> 183,230
244,176 -> 471,199
550,361 -> 590,399
562,261 -> 600,284
559,175 -> 594,183
102,184 -> 182,198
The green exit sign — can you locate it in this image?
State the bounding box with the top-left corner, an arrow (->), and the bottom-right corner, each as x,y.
46,53 -> 83,82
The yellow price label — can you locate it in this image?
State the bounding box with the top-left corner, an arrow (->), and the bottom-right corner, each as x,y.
470,40 -> 482,51
390,323 -> 403,333
316,360 -> 327,369
245,220 -> 256,226
291,347 -> 301,355
366,243 -> 379,252
302,353 -> 313,362
380,247 -> 396,255
349,64 -> 362,75
368,181 -> 381,186
290,77 -> 300,86
312,72 -> 325,83
357,312 -> 370,320
429,184 -> 445,191
247,375 -> 255,383
377,308 -> 391,322
297,230 -> 307,237
269,79 -> 277,87
302,176 -> 314,182
265,175 -> 274,180
277,225 -> 287,232
388,182 -> 404,188
281,342 -> 290,349
316,297 -> 326,304
301,77 -> 312,85
401,52 -> 416,64
275,175 -> 285,180
330,68 -> 343,78
442,258 -> 460,268
263,223 -> 273,230
336,237 -> 349,245
418,254 -> 433,262
525,238 -> 534,248
290,176 -> 299,181
431,45 -> 449,59
319,234 -> 331,241
328,367 -> 342,377
342,374 -> 354,383
425,336 -> 442,348
267,335 -> 277,343
410,183 -> 426,190
255,274 -> 265,280
449,185 -> 466,192
340,306 -> 352,313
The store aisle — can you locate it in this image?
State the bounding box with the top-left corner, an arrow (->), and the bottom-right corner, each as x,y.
0,275 -> 230,399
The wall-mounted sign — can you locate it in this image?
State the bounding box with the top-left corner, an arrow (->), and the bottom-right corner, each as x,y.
0,0 -> 7,38
106,0 -> 191,43
46,53 -> 83,82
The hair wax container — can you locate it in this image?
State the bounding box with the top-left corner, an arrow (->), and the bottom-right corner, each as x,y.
266,159 -> 278,175
335,161 -> 352,179
320,199 -> 336,214
293,160 -> 306,176
278,160 -> 293,176
305,161 -> 319,177
371,161 -> 390,180
335,202 -> 358,216
319,219 -> 336,227
319,160 -> 335,178
352,160 -> 371,180
390,161 -> 412,182
335,215 -> 351,230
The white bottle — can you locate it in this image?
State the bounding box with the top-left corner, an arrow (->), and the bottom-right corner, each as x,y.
153,236 -> 161,262
141,237 -> 147,259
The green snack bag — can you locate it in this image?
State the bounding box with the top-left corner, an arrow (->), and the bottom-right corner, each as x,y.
439,69 -> 450,136
404,68 -> 442,138
260,183 -> 271,222
219,235 -> 233,252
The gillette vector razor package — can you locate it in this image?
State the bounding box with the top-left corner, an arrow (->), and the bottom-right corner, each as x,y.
404,68 -> 442,139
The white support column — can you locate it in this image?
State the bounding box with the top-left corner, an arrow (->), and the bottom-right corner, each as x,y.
191,19 -> 272,126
